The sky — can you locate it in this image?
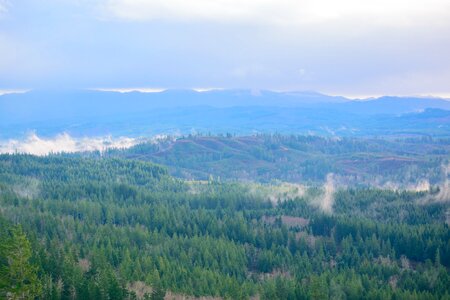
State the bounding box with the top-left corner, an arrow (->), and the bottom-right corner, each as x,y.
1,0 -> 450,97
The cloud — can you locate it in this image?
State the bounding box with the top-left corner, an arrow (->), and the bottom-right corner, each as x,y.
94,87 -> 166,93
0,89 -> 29,96
1,0 -> 450,95
101,0 -> 450,27
0,0 -> 9,17
0,133 -> 139,155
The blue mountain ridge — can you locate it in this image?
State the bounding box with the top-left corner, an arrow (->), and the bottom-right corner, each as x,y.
1,89 -> 449,138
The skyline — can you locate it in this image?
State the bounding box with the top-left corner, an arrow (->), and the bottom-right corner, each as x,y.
1,87 -> 450,100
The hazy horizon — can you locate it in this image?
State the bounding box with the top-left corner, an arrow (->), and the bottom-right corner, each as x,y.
1,0 -> 450,96
1,88 -> 450,101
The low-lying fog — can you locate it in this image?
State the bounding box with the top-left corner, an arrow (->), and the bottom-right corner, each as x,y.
1,133 -> 448,207
0,133 -> 139,155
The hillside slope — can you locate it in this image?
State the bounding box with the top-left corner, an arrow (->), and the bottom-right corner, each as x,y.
107,135 -> 450,185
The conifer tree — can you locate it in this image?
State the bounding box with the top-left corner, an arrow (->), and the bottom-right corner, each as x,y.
0,226 -> 42,299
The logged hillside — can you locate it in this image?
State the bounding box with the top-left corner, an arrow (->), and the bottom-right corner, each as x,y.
1,154 -> 449,299
107,135 -> 450,186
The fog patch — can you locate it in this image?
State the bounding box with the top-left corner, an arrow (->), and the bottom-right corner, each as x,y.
434,181 -> 450,203
419,164 -> 450,204
432,164 -> 450,203
411,180 -> 431,192
420,181 -> 449,204
245,176 -> 335,213
312,173 -> 335,214
13,178 -> 40,199
186,180 -> 209,195
0,133 -> 140,156
247,182 -> 307,204
381,180 -> 431,192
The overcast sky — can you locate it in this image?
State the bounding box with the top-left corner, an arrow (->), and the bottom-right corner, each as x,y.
1,0 -> 450,97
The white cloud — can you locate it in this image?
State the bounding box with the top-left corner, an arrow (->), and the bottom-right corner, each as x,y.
101,0 -> 450,27
1,0 -> 450,95
192,87 -> 224,92
0,133 -> 139,156
94,87 -> 166,93
0,89 -> 29,95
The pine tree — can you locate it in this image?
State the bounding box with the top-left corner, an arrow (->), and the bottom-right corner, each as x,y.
435,248 -> 441,267
0,226 -> 42,299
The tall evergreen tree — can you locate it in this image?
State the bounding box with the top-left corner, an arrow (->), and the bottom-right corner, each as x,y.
0,226 -> 42,299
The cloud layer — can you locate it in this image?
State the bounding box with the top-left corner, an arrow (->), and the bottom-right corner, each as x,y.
1,0 -> 450,96
0,133 -> 138,156
102,0 -> 450,26
0,0 -> 9,15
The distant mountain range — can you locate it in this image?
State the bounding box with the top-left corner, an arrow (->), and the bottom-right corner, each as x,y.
1,89 -> 449,138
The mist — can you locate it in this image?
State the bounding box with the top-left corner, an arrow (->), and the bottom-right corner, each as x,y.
315,173 -> 336,214
247,182 -> 307,204
432,164 -> 450,203
0,133 -> 139,156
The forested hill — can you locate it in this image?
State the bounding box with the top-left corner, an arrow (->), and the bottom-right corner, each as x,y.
0,154 -> 449,299
107,135 -> 450,186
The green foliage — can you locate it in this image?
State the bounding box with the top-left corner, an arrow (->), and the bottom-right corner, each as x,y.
107,134 -> 450,185
0,153 -> 449,299
0,220 -> 41,299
